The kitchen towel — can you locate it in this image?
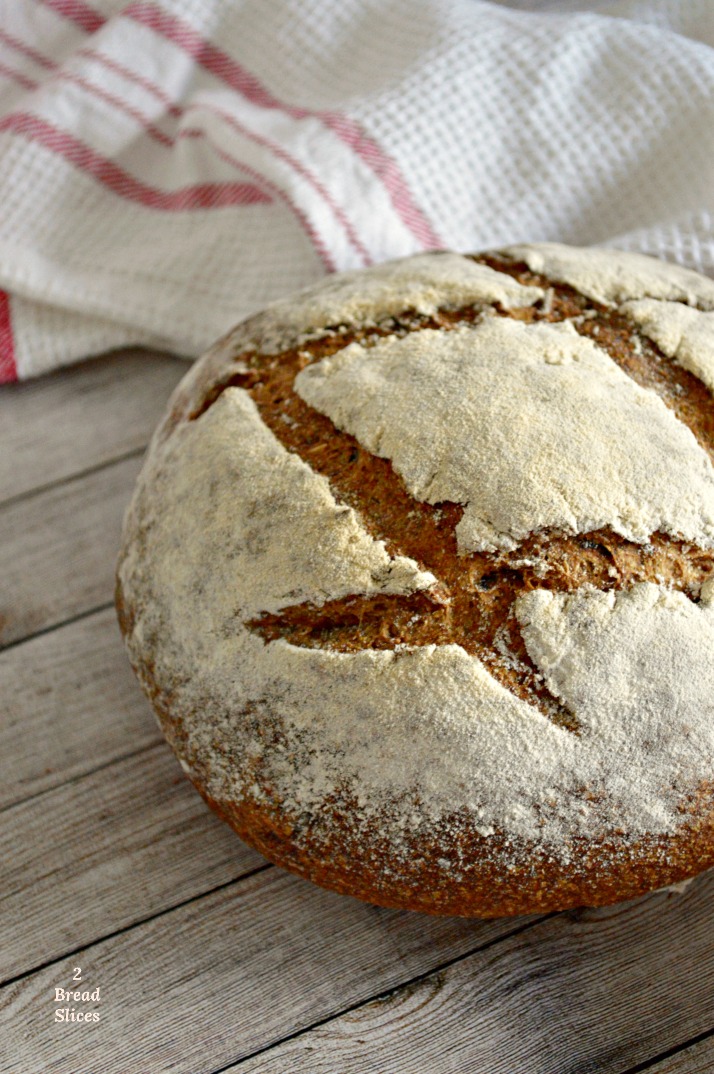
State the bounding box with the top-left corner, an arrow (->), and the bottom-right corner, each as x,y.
0,0 -> 713,380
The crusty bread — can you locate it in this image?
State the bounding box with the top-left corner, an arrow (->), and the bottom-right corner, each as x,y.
116,244 -> 714,916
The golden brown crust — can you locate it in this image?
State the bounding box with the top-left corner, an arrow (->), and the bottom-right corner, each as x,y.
189,268 -> 714,729
198,784 -> 714,917
117,248 -> 714,917
114,587 -> 714,917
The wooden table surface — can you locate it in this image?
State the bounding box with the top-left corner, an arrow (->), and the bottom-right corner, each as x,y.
1,349 -> 713,1074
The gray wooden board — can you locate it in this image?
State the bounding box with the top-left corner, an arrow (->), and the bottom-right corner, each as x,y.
0,453 -> 142,647
0,743 -> 265,982
646,1035 -> 714,1074
233,873 -> 714,1074
0,867 -> 535,1074
0,347 -> 711,1074
0,606 -> 162,810
0,349 -> 185,505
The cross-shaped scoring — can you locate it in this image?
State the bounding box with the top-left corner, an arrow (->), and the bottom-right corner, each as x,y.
219,260 -> 714,733
119,248 -> 714,887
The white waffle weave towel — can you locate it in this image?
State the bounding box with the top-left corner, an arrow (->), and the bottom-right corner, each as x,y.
0,0 -> 713,380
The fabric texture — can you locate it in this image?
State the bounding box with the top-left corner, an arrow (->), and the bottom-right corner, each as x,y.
0,0 -> 713,380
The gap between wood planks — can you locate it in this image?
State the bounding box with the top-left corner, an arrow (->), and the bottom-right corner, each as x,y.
0,739 -> 269,981
0,736 -> 153,818
0,860 -> 551,1072
0,453 -> 145,648
619,1028 -> 714,1074
0,600 -> 114,658
0,873 -> 543,994
0,350 -> 185,651
0,864 -> 274,991
220,1015 -> 714,1074
223,912 -> 553,1073
219,871 -> 714,1074
0,446 -> 146,514
0,349 -> 185,507
0,603 -> 164,814
1,872 -> 549,1070
6,864 -> 704,1074
215,980 -> 714,1074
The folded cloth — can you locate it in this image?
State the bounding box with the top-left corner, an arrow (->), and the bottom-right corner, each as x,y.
0,0 -> 713,380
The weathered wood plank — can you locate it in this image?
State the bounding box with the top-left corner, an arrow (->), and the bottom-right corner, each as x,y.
644,1035 -> 714,1074
0,455 -> 142,647
0,867 -> 534,1074
0,349 -> 184,505
0,606 -> 161,810
0,744 -> 265,983
233,871 -> 714,1074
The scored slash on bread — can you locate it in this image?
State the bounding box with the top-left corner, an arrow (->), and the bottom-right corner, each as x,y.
200,262 -> 714,730
117,246 -> 714,916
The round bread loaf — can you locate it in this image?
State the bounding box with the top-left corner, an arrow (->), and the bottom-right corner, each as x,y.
116,243 -> 714,917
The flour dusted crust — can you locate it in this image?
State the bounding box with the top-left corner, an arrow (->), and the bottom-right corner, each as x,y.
622,300 -> 714,394
500,241 -> 714,308
117,245 -> 714,917
240,252 -> 545,355
295,319 -> 714,552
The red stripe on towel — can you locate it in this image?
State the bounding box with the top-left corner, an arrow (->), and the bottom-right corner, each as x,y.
0,28 -> 55,69
125,1 -> 443,250
0,112 -> 273,210
0,292 -> 17,384
35,0 -> 105,35
0,62 -> 39,92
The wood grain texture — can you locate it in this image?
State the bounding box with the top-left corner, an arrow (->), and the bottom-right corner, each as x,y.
0,743 -> 265,983
0,868 -> 535,1074
644,1035 -> 714,1073
233,870 -> 714,1074
0,454 -> 142,647
0,607 -> 162,810
0,350 -> 185,505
